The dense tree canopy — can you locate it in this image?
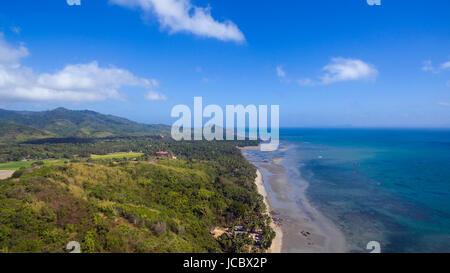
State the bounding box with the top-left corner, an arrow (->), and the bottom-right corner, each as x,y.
0,137 -> 273,253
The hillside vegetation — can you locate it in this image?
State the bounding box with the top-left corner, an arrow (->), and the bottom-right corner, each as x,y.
0,108 -> 271,253
0,108 -> 169,142
0,156 -> 272,253
0,122 -> 55,143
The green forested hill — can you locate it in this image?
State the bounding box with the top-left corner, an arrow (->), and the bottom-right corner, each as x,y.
0,158 -> 272,253
0,122 -> 56,143
0,108 -> 170,139
0,108 -> 269,253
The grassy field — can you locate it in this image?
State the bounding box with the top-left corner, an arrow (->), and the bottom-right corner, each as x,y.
90,152 -> 144,160
0,153 -> 143,170
0,159 -> 66,170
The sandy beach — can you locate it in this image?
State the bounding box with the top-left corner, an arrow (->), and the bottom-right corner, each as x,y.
243,146 -> 347,253
254,169 -> 283,253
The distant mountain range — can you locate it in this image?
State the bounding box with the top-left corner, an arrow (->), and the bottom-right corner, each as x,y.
0,107 -> 170,142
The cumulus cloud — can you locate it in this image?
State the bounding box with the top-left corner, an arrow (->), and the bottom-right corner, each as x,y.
320,58 -> 378,84
67,0 -> 81,6
0,33 -> 29,67
297,57 -> 378,86
110,0 -> 245,43
0,34 -> 164,102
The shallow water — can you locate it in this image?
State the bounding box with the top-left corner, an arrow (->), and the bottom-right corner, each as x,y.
243,142 -> 346,253
279,128 -> 450,253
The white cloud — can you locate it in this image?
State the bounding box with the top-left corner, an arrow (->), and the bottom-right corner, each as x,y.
276,65 -> 292,83
146,90 -> 167,101
296,57 -> 378,86
0,33 -> 29,67
67,0 -> 81,6
297,78 -> 315,86
276,66 -> 286,79
110,0 -> 245,43
423,60 -> 450,87
320,58 -> 378,84
441,61 -> 450,70
0,34 -> 164,102
438,102 -> 450,107
422,60 -> 436,72
422,60 -> 450,72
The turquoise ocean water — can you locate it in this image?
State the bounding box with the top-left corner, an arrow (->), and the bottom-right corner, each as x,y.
279,128 -> 450,252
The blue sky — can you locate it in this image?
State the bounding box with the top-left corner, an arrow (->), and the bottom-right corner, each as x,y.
0,0 -> 449,127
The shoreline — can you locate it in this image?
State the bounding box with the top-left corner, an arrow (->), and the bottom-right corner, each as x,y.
242,145 -> 347,253
254,169 -> 283,253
